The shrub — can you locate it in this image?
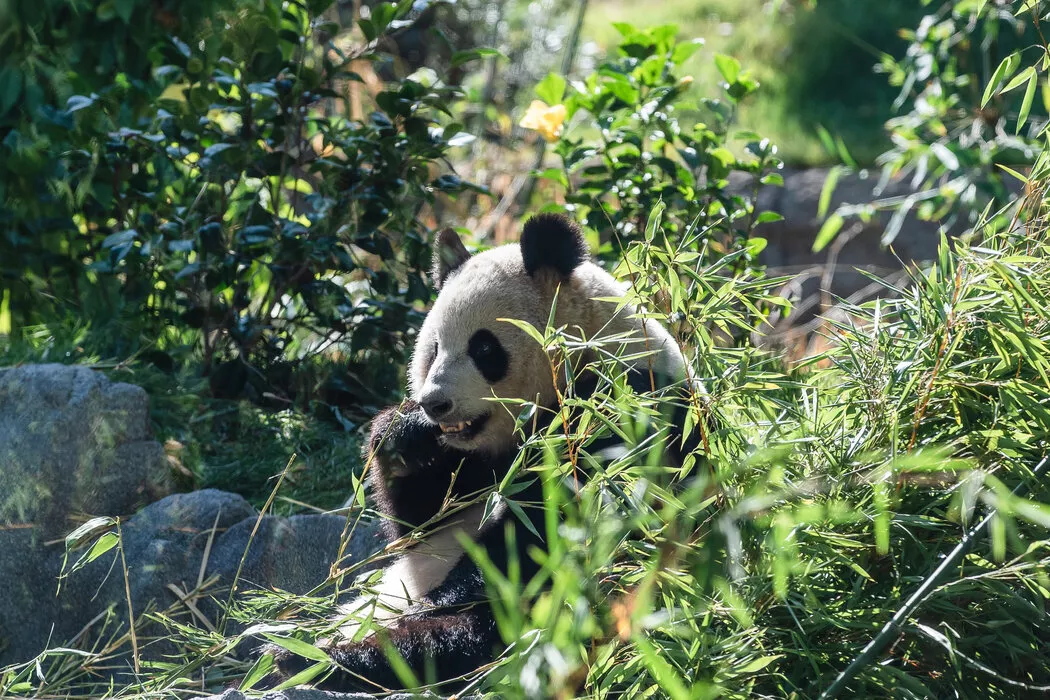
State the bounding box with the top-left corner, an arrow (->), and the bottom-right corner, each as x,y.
525,23 -> 784,272
0,0 -> 234,336
1,0 -> 479,406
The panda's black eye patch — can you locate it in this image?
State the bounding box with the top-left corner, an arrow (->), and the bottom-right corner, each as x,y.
468,329 -> 508,383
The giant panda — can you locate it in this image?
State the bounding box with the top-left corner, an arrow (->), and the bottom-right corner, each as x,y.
270,213 -> 697,692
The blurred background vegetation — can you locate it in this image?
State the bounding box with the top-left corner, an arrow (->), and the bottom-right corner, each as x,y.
584,0 -> 926,165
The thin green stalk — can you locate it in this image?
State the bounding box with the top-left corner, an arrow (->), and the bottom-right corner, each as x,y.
219,453 -> 296,635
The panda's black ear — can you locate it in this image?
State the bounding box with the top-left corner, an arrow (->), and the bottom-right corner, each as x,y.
520,213 -> 589,278
432,228 -> 472,290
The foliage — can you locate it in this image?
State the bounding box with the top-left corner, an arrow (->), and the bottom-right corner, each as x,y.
1,0 -> 477,403
1,0 -> 230,336
582,0 -> 926,166
816,0 -> 1047,252
528,23 -> 784,272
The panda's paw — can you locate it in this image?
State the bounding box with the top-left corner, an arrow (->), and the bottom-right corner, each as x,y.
368,402 -> 443,470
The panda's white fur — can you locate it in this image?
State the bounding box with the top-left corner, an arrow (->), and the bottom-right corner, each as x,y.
335,500 -> 501,639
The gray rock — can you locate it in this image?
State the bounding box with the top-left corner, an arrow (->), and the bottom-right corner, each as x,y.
0,487 -> 382,671
0,364 -> 382,675
0,363 -> 174,536
207,514 -> 362,596
722,167 -> 956,331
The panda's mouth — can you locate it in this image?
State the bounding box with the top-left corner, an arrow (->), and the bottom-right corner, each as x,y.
438,413 -> 489,441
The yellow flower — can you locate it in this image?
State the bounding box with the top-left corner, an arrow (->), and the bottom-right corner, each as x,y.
519,100 -> 567,142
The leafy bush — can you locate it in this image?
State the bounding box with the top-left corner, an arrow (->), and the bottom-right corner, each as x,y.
12,186 -> 1050,699
1,0 -> 233,335
526,23 -> 783,270
581,0 -> 926,166
1,0 -> 479,405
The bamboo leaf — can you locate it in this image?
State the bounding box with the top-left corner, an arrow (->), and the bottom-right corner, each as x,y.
982,52 -> 1020,107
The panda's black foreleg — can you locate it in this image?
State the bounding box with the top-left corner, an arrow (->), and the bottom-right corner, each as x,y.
364,401 -> 454,540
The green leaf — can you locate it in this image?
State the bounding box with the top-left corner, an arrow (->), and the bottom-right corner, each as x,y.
996,163 -> 1028,183
1017,70 -> 1038,134
671,39 -> 704,66
499,318 -> 546,346
450,48 -> 504,68
204,143 -> 235,158
635,635 -> 691,700
714,54 -> 741,84
535,72 -> 567,105
982,52 -> 1020,107
274,661 -> 329,690
370,2 -> 398,35
812,213 -> 844,253
745,237 -> 768,256
376,635 -> 420,689
818,165 -> 843,219
736,654 -> 782,674
240,653 -> 274,691
538,167 -> 569,188
260,635 -> 332,662
66,94 -> 97,113
65,516 -> 118,549
709,147 -> 735,168
114,0 -> 134,23
815,124 -> 836,156
85,532 -> 119,563
358,18 -> 377,42
645,201 -> 666,242
754,212 -> 783,224
0,66 -> 22,117
1000,65 -> 1035,95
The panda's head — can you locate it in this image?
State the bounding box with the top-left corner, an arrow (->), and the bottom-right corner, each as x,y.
409,213 -> 685,455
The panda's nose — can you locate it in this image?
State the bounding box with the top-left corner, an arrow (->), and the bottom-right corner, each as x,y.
421,393 -> 454,422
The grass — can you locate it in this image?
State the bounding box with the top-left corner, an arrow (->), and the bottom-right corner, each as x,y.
582,0 -> 925,166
